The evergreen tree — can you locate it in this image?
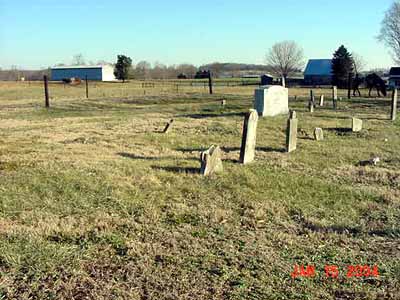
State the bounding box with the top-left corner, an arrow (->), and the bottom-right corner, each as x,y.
114,55 -> 133,82
332,45 -> 354,88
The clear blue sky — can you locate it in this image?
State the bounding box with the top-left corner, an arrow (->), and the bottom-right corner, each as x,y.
0,0 -> 395,70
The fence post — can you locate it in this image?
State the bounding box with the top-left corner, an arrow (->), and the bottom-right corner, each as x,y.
85,76 -> 89,99
208,70 -> 213,95
44,75 -> 50,108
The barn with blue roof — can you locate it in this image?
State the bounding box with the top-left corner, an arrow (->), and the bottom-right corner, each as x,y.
304,59 -> 333,86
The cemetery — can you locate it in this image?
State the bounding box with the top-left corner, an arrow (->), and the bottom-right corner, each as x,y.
0,79 -> 399,299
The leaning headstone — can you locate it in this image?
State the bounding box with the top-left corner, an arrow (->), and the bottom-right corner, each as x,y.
200,145 -> 223,176
254,86 -> 289,117
286,111 -> 298,153
162,119 -> 174,133
352,118 -> 363,132
314,128 -> 324,141
240,109 -> 259,164
319,95 -> 324,107
391,89 -> 397,121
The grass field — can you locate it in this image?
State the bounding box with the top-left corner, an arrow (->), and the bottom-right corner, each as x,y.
0,81 -> 399,299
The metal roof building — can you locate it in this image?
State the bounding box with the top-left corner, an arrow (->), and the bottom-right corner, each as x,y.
51,65 -> 116,81
304,59 -> 333,85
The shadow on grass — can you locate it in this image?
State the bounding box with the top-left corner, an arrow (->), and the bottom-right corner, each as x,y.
296,217 -> 400,237
177,112 -> 245,119
325,127 -> 353,134
151,166 -> 200,174
117,153 -> 198,161
176,146 -> 285,154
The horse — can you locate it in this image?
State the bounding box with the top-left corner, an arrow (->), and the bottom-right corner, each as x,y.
352,73 -> 387,97
365,73 -> 387,97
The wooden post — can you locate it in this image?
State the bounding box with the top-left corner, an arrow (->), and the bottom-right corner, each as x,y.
391,89 -> 398,121
347,73 -> 353,99
85,76 -> 89,99
208,70 -> 213,95
44,75 -> 50,108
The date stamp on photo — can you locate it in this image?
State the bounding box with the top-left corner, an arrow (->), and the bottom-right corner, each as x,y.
291,265 -> 380,279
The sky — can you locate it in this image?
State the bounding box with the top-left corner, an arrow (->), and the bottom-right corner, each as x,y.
0,0 -> 396,70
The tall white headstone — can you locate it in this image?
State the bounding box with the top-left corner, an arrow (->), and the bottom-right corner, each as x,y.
254,86 -> 289,117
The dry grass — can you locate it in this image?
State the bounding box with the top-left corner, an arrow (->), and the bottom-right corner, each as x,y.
0,81 -> 399,299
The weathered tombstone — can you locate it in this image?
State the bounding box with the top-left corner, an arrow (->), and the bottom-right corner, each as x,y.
286,111 -> 298,153
319,95 -> 324,107
309,101 -> 315,113
314,128 -> 324,141
240,109 -> 259,164
391,89 -> 397,121
254,86 -> 289,117
332,86 -> 338,109
200,145 -> 223,176
352,118 -> 363,132
162,119 -> 174,134
221,99 -> 227,107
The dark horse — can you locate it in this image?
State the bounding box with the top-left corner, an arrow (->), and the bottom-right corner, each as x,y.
352,73 -> 387,97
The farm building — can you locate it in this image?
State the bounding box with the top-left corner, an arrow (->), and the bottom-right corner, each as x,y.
51,65 -> 116,81
388,67 -> 400,88
304,59 -> 333,85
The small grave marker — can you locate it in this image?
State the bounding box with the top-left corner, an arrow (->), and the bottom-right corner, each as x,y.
240,109 -> 259,164
286,111 -> 298,153
319,95 -> 324,107
352,118 -> 363,132
200,145 -> 223,176
391,89 -> 397,121
314,128 -> 324,141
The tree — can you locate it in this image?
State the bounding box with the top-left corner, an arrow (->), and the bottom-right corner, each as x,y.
378,1 -> 400,64
332,45 -> 354,88
71,54 -> 86,66
135,61 -> 152,80
352,52 -> 366,74
114,55 -> 133,82
265,41 -> 304,80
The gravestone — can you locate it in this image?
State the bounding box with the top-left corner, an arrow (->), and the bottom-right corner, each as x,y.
319,95 -> 324,107
162,119 -> 174,133
240,109 -> 259,164
286,111 -> 298,153
309,99 -> 315,113
200,145 -> 223,176
391,89 -> 397,121
352,118 -> 363,132
314,128 -> 324,141
332,86 -> 338,109
254,86 -> 289,117
221,99 -> 227,107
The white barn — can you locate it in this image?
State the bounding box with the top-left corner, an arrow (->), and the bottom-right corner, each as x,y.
51,65 -> 116,81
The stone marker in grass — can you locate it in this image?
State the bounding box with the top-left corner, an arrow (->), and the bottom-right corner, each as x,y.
221,99 -> 227,107
254,86 -> 289,117
314,128 -> 324,141
391,89 -> 397,121
162,119 -> 174,134
352,118 -> 363,132
286,111 -> 298,153
319,95 -> 324,107
332,86 -> 338,109
200,145 -> 223,176
240,109 -> 259,164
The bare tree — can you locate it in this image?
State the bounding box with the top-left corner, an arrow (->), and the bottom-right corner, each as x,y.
352,52 -> 366,74
265,41 -> 304,80
135,61 -> 152,80
378,1 -> 400,64
71,54 -> 86,66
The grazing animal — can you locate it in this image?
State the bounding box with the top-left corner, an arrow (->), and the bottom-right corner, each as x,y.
352,74 -> 363,97
365,73 -> 387,97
